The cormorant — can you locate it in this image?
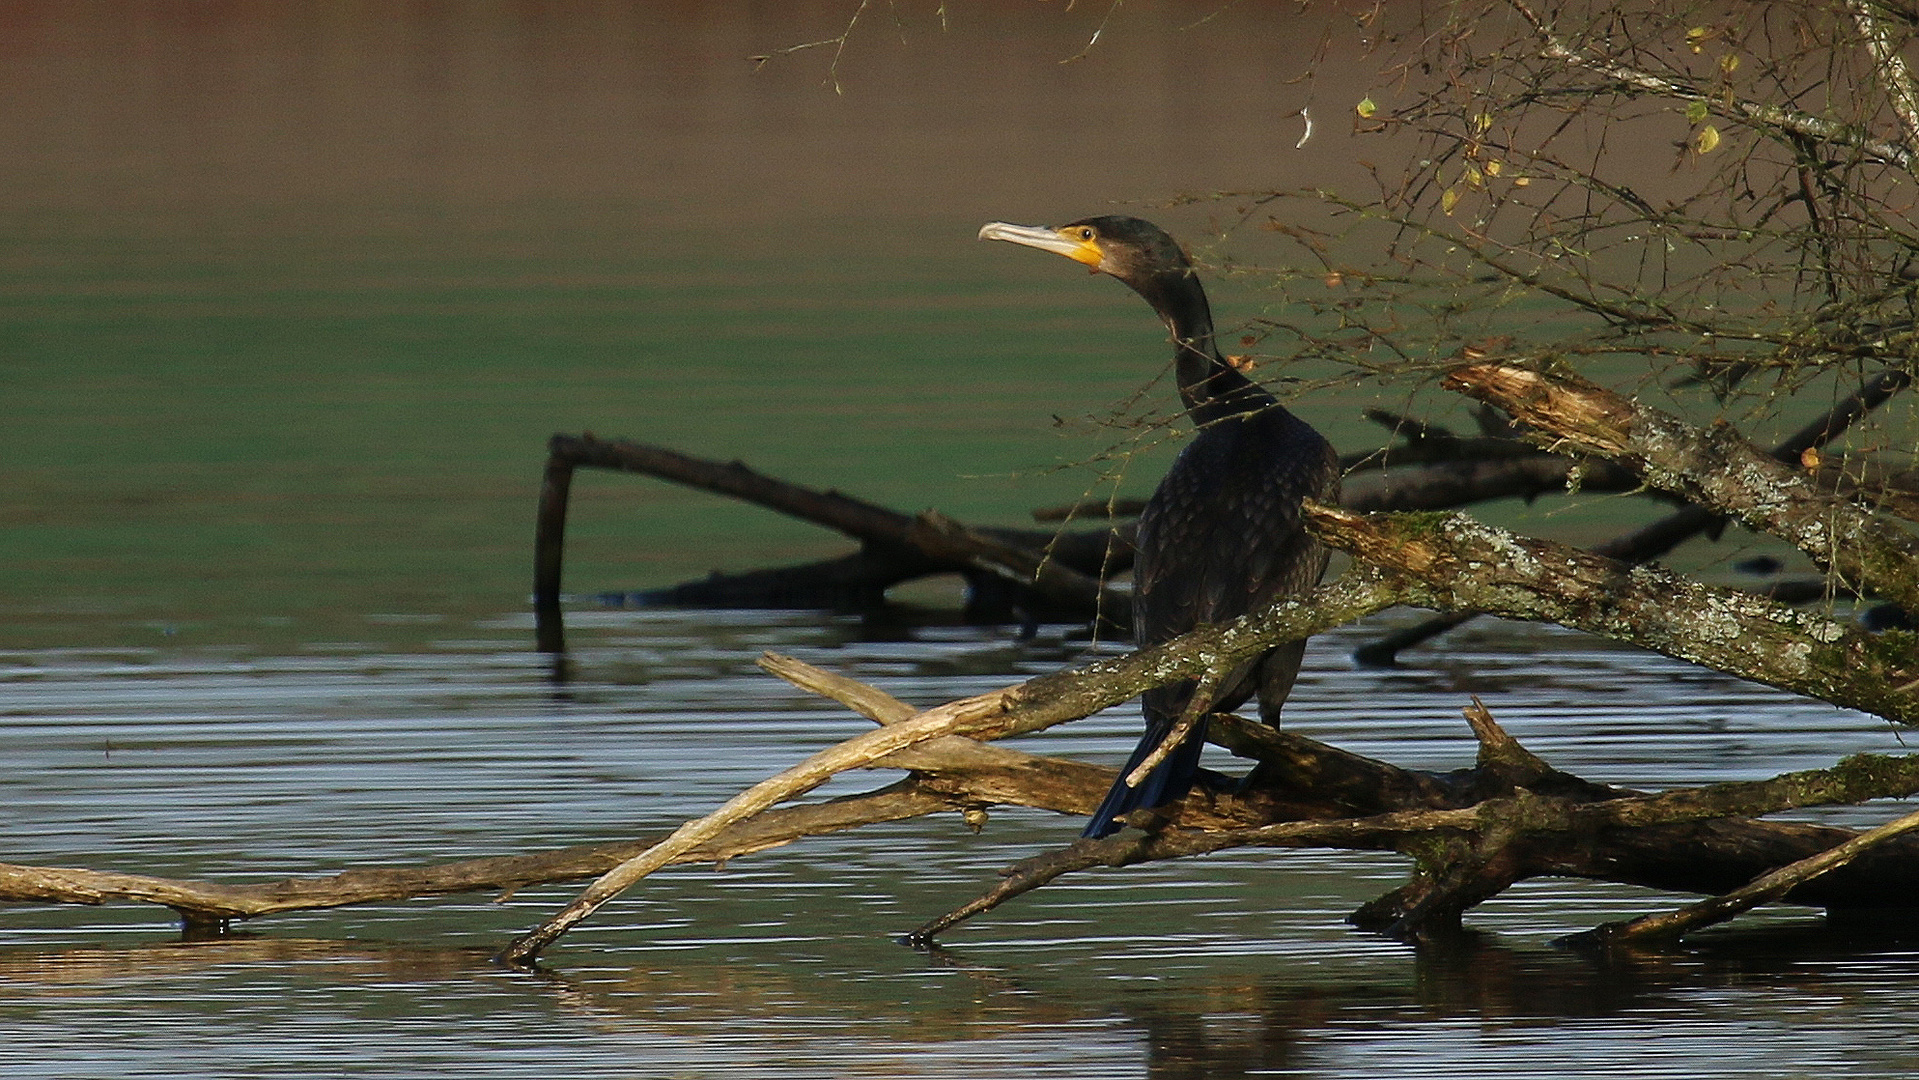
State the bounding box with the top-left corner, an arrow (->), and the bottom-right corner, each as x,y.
980,215 -> 1340,838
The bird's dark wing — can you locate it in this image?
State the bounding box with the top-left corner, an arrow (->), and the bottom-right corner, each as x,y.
1082,406 -> 1337,838
1135,408 -> 1338,644
1134,407 -> 1339,721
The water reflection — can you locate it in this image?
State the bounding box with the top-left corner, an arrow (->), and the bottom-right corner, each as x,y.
4,611 -> 1916,1075
6,927 -> 1919,1078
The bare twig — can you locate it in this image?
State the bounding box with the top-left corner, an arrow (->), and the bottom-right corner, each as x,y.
748,0 -> 873,94
1849,0 -> 1919,160
1506,0 -> 1915,169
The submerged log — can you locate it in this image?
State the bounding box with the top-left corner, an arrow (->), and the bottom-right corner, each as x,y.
533,434 -> 1134,645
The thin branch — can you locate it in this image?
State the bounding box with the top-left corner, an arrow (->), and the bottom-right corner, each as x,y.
1849,0 -> 1919,159
1124,662 -> 1225,788
1506,0 -> 1914,169
1060,0 -> 1124,64
747,0 -> 873,94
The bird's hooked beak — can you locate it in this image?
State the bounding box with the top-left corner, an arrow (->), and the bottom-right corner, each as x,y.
979,221 -> 1105,273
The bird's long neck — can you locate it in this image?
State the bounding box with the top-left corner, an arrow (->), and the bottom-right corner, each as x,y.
1140,269 -> 1275,429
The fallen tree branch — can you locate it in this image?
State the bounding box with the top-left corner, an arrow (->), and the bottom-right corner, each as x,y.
498,568 -> 1406,963
0,784 -> 959,932
1353,366 -> 1911,662
1310,504 -> 1919,724
911,732 -> 1919,943
13,647 -> 1919,954
508,495 -> 1919,960
905,510 -> 1130,623
538,433 -> 1132,631
1575,801 -> 1919,949
1443,363 -> 1919,616
1342,453 -> 1631,512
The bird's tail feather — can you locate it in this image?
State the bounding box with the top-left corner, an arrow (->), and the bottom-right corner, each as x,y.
1081,719 -> 1208,838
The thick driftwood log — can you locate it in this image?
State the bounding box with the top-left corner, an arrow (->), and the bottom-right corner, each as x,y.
1572,802 -> 1919,949
911,708 -> 1919,945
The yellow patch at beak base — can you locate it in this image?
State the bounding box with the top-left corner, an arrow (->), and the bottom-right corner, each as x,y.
1063,234 -> 1104,269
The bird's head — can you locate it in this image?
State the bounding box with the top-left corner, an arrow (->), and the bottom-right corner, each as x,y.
980,215 -> 1242,408
979,215 -> 1213,344
978,215 -> 1194,293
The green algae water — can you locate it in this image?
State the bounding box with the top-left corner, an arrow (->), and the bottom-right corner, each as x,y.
0,3 -> 1713,652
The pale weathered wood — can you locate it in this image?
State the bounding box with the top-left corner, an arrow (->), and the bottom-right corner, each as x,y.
498,570 -> 1402,963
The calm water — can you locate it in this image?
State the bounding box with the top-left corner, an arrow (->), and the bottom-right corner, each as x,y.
7,613 -> 1919,1079
5,3 -> 1916,1077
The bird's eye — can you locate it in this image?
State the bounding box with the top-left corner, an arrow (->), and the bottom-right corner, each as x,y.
1078,228 -> 1095,240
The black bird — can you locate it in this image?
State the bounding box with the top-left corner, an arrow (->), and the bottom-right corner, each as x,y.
980,216 -> 1340,838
